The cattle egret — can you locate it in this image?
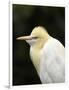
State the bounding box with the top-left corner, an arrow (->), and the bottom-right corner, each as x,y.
17,26 -> 65,83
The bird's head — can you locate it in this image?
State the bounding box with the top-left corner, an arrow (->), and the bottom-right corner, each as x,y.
17,26 -> 50,48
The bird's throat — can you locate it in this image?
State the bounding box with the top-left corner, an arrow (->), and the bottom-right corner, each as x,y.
30,47 -> 41,75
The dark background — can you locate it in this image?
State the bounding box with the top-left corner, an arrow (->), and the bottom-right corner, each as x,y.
13,4 -> 65,85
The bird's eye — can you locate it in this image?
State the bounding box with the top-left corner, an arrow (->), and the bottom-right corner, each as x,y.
32,36 -> 38,39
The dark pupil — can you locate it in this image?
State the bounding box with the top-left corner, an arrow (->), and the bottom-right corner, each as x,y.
32,37 -> 38,39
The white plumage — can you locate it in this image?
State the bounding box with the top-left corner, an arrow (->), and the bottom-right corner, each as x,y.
39,37 -> 65,83
17,26 -> 65,83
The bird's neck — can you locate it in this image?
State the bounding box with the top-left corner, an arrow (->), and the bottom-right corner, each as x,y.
30,35 -> 50,75
30,47 -> 41,74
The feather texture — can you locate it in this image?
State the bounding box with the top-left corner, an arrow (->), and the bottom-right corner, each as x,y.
39,37 -> 65,83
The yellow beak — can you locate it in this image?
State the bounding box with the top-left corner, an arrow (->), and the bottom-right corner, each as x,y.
16,35 -> 33,40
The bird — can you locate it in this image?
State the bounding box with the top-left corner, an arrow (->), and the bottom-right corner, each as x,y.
17,26 -> 65,84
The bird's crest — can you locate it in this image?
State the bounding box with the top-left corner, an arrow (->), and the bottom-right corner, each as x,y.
31,26 -> 49,38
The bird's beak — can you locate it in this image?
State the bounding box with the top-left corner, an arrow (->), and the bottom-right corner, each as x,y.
16,35 -> 33,40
